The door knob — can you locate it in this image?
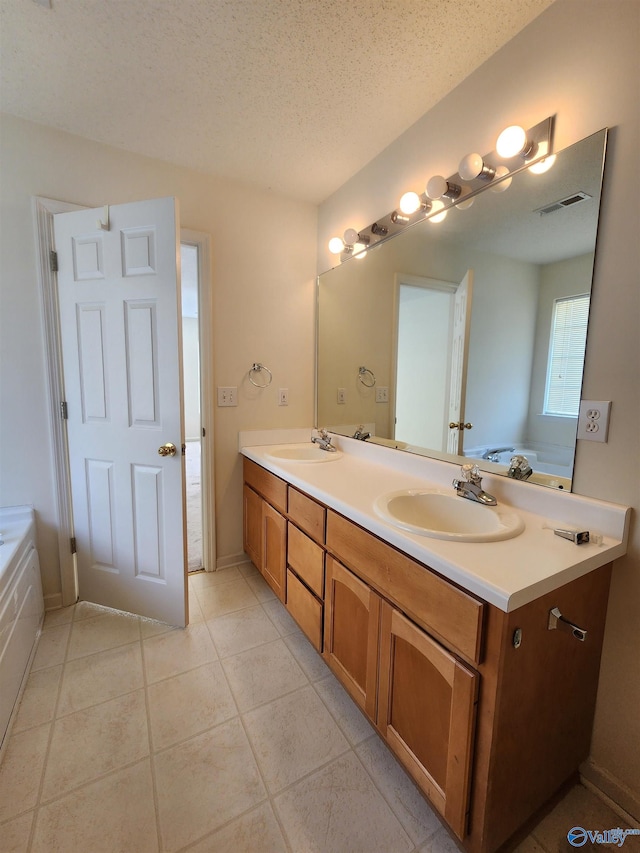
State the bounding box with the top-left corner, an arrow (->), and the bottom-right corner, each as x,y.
158,442 -> 177,457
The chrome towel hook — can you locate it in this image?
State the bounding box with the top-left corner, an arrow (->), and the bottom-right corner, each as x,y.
249,362 -> 272,388
358,366 -> 376,388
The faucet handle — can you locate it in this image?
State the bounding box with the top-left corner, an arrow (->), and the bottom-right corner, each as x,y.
460,463 -> 481,483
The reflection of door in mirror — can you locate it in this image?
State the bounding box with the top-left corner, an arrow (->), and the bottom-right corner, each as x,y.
393,272 -> 473,454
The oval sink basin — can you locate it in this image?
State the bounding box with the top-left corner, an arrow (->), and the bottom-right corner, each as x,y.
374,489 -> 524,542
265,444 -> 343,463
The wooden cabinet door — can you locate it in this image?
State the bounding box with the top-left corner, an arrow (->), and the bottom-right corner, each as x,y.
243,484 -> 262,570
324,556 -> 380,721
262,501 -> 286,602
378,602 -> 478,840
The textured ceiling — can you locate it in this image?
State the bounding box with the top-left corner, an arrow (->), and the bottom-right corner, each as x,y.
0,0 -> 556,203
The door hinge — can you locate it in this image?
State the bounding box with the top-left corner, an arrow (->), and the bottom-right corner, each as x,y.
70,537 -> 77,555
181,443 -> 186,456
202,427 -> 206,438
60,401 -> 68,419
50,250 -> 59,272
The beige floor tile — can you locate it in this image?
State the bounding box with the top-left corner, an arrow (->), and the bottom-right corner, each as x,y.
315,674 -> 375,745
238,562 -> 259,578
189,566 -> 243,589
262,598 -> 301,636
140,616 -> 174,639
221,638 -> 308,712
188,585 -> 205,624
43,605 -> 75,628
245,572 -> 277,602
12,664 -> 62,733
418,825 -> 463,852
531,784 -> 633,852
42,689 -> 149,800
147,661 -> 237,751
196,578 -> 260,620
31,759 -> 158,853
0,723 -> 50,822
284,631 -> 331,681
0,811 -> 34,852
243,684 -> 350,793
57,642 -> 144,716
274,751 -> 414,853
154,718 -> 266,853
143,621 -> 217,683
31,623 -> 70,671
207,603 -> 280,658
357,736 -> 442,845
186,802 -> 288,853
66,610 -> 140,661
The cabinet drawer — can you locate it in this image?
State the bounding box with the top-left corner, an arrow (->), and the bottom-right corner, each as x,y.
326,510 -> 483,665
243,458 -> 287,514
286,569 -> 323,651
287,523 -> 324,598
288,487 -> 326,544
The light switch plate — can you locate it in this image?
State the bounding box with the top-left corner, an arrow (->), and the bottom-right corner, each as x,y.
217,386 -> 238,407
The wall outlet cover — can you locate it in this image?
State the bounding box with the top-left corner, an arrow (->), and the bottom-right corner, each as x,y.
577,400 -> 611,442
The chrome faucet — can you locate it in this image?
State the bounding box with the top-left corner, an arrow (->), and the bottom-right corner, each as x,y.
481,446 -> 515,462
453,464 -> 497,506
507,454 -> 533,480
352,425 -> 371,441
311,428 -> 337,452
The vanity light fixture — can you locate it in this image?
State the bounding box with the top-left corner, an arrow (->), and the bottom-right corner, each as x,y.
399,191 -> 429,215
529,154 -> 557,175
458,153 -> 496,182
426,175 -> 462,201
327,116 -> 553,264
427,199 -> 447,223
496,125 -> 538,160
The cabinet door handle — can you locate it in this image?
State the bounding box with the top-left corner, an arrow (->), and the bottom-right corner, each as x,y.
548,607 -> 587,642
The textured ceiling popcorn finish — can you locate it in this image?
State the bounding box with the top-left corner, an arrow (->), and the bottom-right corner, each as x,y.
0,0 -> 555,202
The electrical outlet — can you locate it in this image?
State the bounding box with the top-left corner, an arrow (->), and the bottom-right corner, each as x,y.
375,386 -> 389,403
337,388 -> 347,404
278,388 -> 289,406
217,386 -> 238,407
577,400 -> 611,442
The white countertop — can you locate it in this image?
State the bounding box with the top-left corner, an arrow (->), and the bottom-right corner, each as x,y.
240,431 -> 630,612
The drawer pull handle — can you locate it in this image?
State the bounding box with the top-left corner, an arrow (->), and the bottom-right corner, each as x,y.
548,607 -> 587,642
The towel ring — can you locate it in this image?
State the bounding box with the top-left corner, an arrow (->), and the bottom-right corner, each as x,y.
358,366 -> 376,388
249,362 -> 272,388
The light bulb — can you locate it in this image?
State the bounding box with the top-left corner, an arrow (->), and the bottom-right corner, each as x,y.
458,153 -> 496,182
399,191 -> 422,214
456,195 -> 475,211
328,236 -> 344,254
496,125 -> 536,159
354,244 -> 367,259
343,228 -> 359,245
489,165 -> 512,193
428,199 -> 447,223
528,155 -> 556,175
426,175 -> 448,199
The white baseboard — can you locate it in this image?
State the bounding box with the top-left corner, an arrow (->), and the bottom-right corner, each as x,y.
580,760 -> 640,824
44,592 -> 63,611
216,552 -> 251,571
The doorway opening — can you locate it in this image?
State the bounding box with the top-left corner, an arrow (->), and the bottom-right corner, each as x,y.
181,242 -> 203,572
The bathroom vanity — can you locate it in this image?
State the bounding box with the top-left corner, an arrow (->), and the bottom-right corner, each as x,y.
241,433 -> 629,853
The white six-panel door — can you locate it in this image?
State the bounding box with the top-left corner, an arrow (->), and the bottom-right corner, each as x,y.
54,198 -> 187,626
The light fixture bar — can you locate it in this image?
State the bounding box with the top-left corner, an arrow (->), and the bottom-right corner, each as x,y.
339,116 -> 554,261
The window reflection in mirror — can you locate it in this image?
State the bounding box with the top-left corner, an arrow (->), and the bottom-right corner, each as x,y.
316,129 -> 608,490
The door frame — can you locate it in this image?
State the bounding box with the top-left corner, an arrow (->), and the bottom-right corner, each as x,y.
33,197 -> 215,607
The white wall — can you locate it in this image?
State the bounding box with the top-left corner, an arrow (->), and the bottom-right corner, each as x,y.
317,0 -> 640,818
0,114 -> 317,599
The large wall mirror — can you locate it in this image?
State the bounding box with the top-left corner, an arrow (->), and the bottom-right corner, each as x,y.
317,129 -> 608,490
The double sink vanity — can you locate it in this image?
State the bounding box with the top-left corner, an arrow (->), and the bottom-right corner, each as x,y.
241,429 -> 629,852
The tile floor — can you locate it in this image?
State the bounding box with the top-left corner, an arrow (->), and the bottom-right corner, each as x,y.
0,565 -> 634,853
